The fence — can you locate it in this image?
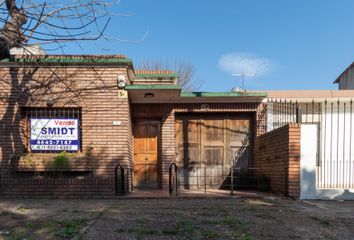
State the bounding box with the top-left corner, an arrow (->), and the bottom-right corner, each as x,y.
266,99 -> 322,130
319,100 -> 354,188
176,166 -> 261,193
267,99 -> 354,189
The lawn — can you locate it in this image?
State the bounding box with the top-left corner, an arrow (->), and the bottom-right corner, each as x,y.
0,197 -> 353,239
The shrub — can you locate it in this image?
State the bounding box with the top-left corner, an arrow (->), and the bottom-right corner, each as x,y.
52,152 -> 70,176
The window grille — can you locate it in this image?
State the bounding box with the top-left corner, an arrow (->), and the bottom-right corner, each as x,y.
22,108 -> 82,152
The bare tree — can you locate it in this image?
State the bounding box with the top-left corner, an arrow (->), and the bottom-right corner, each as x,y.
139,60 -> 203,91
0,0 -> 132,57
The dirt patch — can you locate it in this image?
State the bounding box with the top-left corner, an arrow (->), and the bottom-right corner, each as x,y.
0,197 -> 353,239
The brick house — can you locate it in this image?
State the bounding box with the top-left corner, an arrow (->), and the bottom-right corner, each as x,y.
0,55 -> 268,197
0,54 -> 353,199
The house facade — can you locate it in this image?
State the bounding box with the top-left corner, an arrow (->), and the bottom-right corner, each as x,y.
0,55 -> 268,197
334,62 -> 354,89
264,90 -> 354,199
0,54 -> 353,199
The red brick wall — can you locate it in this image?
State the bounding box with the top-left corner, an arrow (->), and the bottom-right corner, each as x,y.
0,60 -> 133,197
253,123 -> 301,198
0,178 -> 114,198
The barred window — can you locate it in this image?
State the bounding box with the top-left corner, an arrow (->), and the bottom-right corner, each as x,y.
23,108 -> 82,152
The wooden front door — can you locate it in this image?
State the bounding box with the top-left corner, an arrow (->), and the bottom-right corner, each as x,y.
175,113 -> 252,189
133,120 -> 160,188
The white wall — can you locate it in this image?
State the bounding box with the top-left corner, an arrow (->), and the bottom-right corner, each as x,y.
300,124 -> 354,200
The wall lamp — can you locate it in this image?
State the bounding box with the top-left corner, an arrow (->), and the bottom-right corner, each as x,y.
47,97 -> 54,107
144,93 -> 154,98
117,75 -> 127,89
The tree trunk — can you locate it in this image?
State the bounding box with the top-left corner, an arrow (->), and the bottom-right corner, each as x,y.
0,0 -> 28,58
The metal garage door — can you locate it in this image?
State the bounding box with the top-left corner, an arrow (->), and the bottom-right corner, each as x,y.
175,113 -> 252,189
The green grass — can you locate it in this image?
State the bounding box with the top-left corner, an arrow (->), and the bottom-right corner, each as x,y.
27,222 -> 35,229
203,229 -> 220,239
220,216 -> 246,228
54,219 -> 88,239
177,220 -> 196,234
30,218 -> 88,239
119,215 -> 250,239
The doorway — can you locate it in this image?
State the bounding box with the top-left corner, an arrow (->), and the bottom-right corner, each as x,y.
175,113 -> 252,189
133,120 -> 161,188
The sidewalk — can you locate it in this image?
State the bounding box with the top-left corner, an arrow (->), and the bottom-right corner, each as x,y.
118,188 -> 264,199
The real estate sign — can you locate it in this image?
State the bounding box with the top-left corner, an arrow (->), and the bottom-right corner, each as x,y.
30,118 -> 79,151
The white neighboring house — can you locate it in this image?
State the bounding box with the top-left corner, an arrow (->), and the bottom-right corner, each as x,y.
10,45 -> 46,55
266,90 -> 354,200
334,62 -> 354,89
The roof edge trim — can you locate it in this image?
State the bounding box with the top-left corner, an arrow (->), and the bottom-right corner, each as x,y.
180,91 -> 268,97
125,84 -> 181,90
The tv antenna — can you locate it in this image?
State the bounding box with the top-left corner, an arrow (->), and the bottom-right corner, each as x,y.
232,72 -> 256,91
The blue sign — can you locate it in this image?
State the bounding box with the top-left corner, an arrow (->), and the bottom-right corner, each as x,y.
30,118 -> 79,151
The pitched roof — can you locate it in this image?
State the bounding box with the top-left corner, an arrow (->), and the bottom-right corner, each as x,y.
334,61 -> 354,83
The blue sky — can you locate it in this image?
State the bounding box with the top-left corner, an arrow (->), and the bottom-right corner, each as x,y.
61,1 -> 354,91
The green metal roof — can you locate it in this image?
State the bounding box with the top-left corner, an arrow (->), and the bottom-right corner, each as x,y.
0,57 -> 133,64
180,92 -> 268,97
125,84 -> 181,90
135,73 -> 179,78
126,86 -> 267,98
